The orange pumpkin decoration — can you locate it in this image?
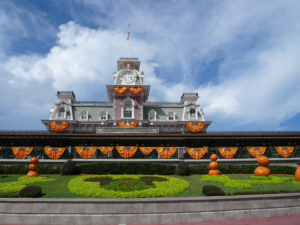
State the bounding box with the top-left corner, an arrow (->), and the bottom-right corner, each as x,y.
257,155 -> 270,167
28,164 -> 37,171
295,166 -> 300,181
209,161 -> 219,170
254,166 -> 271,176
30,157 -> 39,164
209,170 -> 221,175
26,171 -> 39,177
210,154 -> 218,161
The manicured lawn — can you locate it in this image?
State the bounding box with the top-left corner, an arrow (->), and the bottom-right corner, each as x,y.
0,174 -> 300,198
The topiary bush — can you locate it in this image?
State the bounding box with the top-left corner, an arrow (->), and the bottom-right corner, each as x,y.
175,161 -> 191,176
202,185 -> 225,196
60,160 -> 80,175
19,186 -> 42,197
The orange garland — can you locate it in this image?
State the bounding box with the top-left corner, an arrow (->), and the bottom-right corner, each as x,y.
114,86 -> 128,94
156,147 -> 177,159
44,147 -> 66,159
185,122 -> 205,132
49,121 -> 69,132
129,87 -> 143,95
116,146 -> 138,158
12,147 -> 33,159
247,147 -> 266,158
139,147 -> 154,155
275,146 -> 294,158
99,146 -> 114,155
186,147 -> 207,159
118,121 -> 138,128
75,146 -> 97,159
218,147 -> 238,159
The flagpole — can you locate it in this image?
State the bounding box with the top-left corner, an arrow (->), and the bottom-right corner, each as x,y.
127,24 -> 130,58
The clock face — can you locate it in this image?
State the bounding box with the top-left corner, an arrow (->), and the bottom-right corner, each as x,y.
122,71 -> 134,83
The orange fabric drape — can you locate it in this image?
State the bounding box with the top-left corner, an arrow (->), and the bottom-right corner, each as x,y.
44,147 -> 66,159
156,147 -> 177,159
0,146 -> 2,151
12,147 -> 33,159
218,147 -> 238,159
118,121 -> 138,128
139,147 -> 154,155
114,86 -> 128,94
49,121 -> 69,132
129,87 -> 143,95
186,147 -> 207,159
99,146 -> 114,155
185,122 -> 205,132
247,147 -> 266,158
275,146 -> 294,158
116,146 -> 138,158
75,146 -> 97,159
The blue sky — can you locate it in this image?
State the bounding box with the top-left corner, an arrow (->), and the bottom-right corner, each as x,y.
1,0 -> 300,131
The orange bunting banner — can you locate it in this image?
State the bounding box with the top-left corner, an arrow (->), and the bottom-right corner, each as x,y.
99,146 -> 114,155
44,147 -> 66,159
116,146 -> 138,158
156,147 -> 177,159
185,122 -> 205,132
12,147 -> 33,159
186,147 -> 207,159
49,121 -> 69,132
75,146 -> 97,159
118,121 -> 138,128
0,146 -> 2,151
139,147 -> 154,155
114,86 -> 128,94
247,147 -> 266,158
218,147 -> 238,159
275,146 -> 294,158
129,87 -> 143,95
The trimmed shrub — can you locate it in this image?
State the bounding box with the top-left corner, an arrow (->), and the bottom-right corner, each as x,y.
19,186 -> 42,197
202,185 -> 225,196
60,160 -> 79,175
0,164 -> 60,175
175,161 -> 191,176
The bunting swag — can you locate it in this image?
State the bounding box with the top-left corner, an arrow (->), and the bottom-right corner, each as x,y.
114,86 -> 128,94
275,146 -> 294,158
75,146 -> 97,159
218,147 -> 238,159
49,121 -> 69,132
116,146 -> 138,158
185,122 -> 205,133
118,121 -> 138,128
12,147 -> 33,159
156,147 -> 177,159
139,147 -> 154,155
247,147 -> 266,158
129,87 -> 143,95
99,146 -> 114,155
186,147 -> 207,159
44,147 -> 66,159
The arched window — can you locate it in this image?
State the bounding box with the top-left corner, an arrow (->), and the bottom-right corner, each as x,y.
190,108 -> 196,119
57,107 -> 65,119
168,111 -> 175,121
80,110 -> 88,120
148,110 -> 156,121
123,98 -> 134,118
99,110 -> 107,120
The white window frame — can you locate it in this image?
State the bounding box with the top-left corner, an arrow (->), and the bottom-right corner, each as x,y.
99,110 -> 108,120
189,107 -> 197,120
79,110 -> 89,121
121,97 -> 135,119
56,107 -> 66,119
168,111 -> 176,121
148,110 -> 157,121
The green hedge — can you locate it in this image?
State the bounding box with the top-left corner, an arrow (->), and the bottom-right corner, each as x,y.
0,165 -> 60,175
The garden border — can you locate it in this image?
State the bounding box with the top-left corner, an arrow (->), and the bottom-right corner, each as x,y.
0,193 -> 300,224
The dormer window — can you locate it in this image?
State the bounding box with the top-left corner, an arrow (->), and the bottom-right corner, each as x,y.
79,110 -> 88,121
122,98 -> 134,118
189,108 -> 196,120
148,110 -> 157,121
57,107 -> 66,119
168,111 -> 175,121
99,110 -> 107,120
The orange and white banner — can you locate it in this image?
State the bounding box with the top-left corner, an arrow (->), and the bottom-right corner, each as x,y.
156,147 -> 177,159
247,147 -> 266,158
99,146 -> 114,155
44,147 -> 66,159
49,121 -> 69,132
275,146 -> 294,158
185,122 -> 205,132
116,146 -> 138,158
186,147 -> 207,159
118,121 -> 138,128
12,147 -> 33,159
75,146 -> 97,159
139,147 -> 154,155
218,147 -> 238,159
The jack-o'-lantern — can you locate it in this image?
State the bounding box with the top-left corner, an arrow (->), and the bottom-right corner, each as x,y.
26,171 -> 39,177
254,166 -> 270,176
28,164 -> 37,171
210,154 -> 218,161
209,161 -> 219,170
30,157 -> 39,164
208,170 -> 221,175
295,166 -> 300,181
257,155 -> 270,167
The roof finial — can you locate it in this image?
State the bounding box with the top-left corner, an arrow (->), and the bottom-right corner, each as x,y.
127,24 -> 131,58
